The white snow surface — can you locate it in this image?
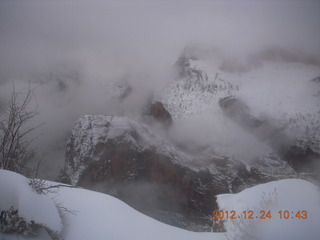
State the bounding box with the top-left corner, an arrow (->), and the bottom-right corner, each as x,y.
0,170 -> 227,240
51,182 -> 225,240
0,170 -> 62,233
217,178 -> 320,240
2,171 -> 320,240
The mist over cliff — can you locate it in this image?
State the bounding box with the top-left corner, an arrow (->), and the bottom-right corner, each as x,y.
0,0 -> 319,178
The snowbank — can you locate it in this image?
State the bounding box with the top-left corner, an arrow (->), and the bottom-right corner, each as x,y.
0,170 -> 226,240
217,179 -> 320,240
2,170 -> 320,240
49,182 -> 226,240
0,170 -> 62,233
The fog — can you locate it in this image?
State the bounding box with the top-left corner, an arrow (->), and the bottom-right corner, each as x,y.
0,0 -> 319,178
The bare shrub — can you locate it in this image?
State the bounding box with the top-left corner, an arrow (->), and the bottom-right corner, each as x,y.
0,84 -> 42,176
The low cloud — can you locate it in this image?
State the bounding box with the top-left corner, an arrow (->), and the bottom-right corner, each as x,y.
0,0 -> 319,178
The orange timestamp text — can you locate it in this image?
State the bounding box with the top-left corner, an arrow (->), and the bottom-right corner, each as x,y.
212,210 -> 308,220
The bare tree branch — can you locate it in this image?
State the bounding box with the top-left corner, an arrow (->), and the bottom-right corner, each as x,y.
0,83 -> 42,176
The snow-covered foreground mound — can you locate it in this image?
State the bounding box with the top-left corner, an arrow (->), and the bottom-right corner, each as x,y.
0,170 -> 226,240
52,183 -> 224,240
217,179 -> 320,240
1,170 -> 320,240
0,170 -> 62,234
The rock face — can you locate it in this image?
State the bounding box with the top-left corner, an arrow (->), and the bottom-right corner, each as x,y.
63,47 -> 320,230
219,96 -> 291,152
65,115 -> 289,230
148,101 -> 173,127
284,144 -> 320,172
219,96 -> 320,173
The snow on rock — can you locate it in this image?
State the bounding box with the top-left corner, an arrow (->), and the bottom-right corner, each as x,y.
0,170 -> 62,233
52,183 -> 227,240
159,47 -> 320,126
65,114 -> 276,230
156,47 -> 320,163
66,114 -> 192,185
250,153 -> 296,177
217,178 -> 320,240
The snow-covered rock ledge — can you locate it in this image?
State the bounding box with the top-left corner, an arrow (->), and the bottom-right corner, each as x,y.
1,170 -> 320,240
217,179 -> 320,240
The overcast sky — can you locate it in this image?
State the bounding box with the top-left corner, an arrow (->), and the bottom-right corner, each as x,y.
0,0 -> 319,178
1,0 -> 319,76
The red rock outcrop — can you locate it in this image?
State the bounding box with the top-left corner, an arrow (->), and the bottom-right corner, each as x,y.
65,115 -> 276,230
148,101 -> 173,127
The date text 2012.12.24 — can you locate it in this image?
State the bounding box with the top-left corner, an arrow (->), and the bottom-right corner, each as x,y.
212,210 -> 308,220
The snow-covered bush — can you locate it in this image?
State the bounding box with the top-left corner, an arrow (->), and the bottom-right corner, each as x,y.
0,206 -> 41,236
0,170 -> 62,239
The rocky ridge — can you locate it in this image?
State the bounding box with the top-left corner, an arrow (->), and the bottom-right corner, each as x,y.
63,46 -> 319,230
65,114 -> 295,230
